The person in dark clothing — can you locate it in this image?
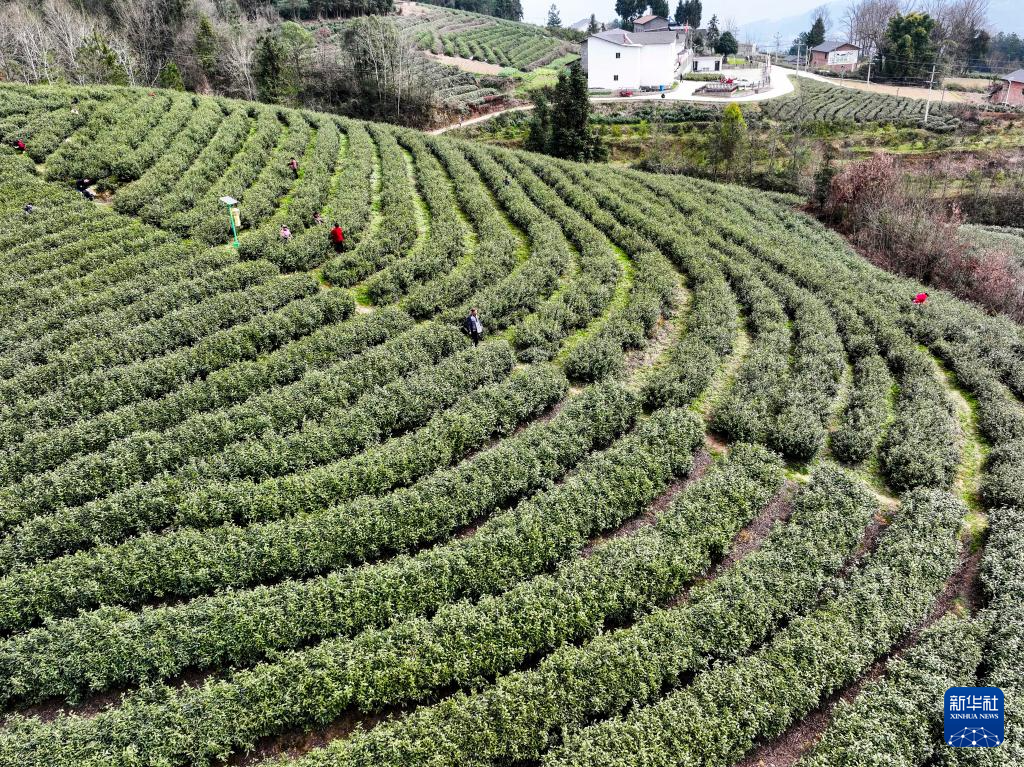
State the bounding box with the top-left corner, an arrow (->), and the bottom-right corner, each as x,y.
464,308 -> 483,346
329,223 -> 345,252
76,178 -> 95,201
23,203 -> 34,216
288,157 -> 299,178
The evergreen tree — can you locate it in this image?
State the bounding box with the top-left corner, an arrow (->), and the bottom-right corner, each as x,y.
546,3 -> 561,27
711,102 -> 746,175
649,0 -> 669,19
494,0 -> 524,20
253,34 -> 286,104
278,21 -> 314,103
716,30 -> 738,56
685,0 -> 701,28
158,61 -> 185,90
587,13 -> 600,34
673,0 -> 685,25
549,61 -> 606,161
75,32 -> 129,86
806,16 -> 826,47
525,92 -> 552,153
195,15 -> 221,82
968,30 -> 990,71
614,0 -> 647,28
706,14 -> 719,51
879,12 -> 935,80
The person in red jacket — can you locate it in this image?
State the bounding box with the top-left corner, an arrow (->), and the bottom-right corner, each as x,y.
15,139 -> 26,152
329,223 -> 345,252
912,292 -> 929,305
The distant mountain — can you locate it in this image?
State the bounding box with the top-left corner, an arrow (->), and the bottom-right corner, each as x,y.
737,1 -> 848,49
737,0 -> 1023,50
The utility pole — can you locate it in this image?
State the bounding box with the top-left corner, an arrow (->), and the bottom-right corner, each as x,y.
923,41 -> 947,127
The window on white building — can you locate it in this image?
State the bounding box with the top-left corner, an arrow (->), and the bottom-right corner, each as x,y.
613,74 -> 618,81
615,52 -> 621,58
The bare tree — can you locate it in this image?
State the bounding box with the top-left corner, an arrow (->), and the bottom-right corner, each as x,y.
41,0 -> 92,77
345,16 -> 436,122
924,0 -> 989,71
812,4 -> 832,34
107,33 -> 141,86
219,13 -> 273,100
0,4 -> 55,83
108,0 -> 183,82
842,0 -> 903,79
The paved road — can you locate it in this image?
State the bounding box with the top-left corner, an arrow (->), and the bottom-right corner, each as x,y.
431,66 -> 971,133
591,66 -> 796,104
785,68 -> 978,103
432,67 -> 796,133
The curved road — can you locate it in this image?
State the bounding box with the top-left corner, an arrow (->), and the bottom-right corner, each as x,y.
431,66 -> 969,133
432,66 -> 796,134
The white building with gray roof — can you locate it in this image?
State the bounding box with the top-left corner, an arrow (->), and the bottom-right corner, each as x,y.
582,26 -> 690,90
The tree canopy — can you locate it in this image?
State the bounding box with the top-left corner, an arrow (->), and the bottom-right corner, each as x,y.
716,30 -> 738,56
531,61 -> 606,161
879,12 -> 936,80
676,0 -> 701,27
806,16 -> 826,47
705,14 -> 719,51
649,0 -> 670,19
614,0 -> 647,27
419,0 -> 523,21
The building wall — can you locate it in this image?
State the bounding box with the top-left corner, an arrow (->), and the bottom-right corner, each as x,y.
584,37 -> 679,89
635,17 -> 669,31
990,81 -> 1024,106
811,46 -> 858,72
693,56 -> 722,72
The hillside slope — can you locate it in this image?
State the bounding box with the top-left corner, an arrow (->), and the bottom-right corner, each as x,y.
0,83 -> 1021,767
392,1 -> 577,70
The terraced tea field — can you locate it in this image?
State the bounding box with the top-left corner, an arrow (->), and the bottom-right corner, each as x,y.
0,83 -> 1021,767
962,224 -> 1024,267
762,76 -> 963,131
392,2 -> 577,71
